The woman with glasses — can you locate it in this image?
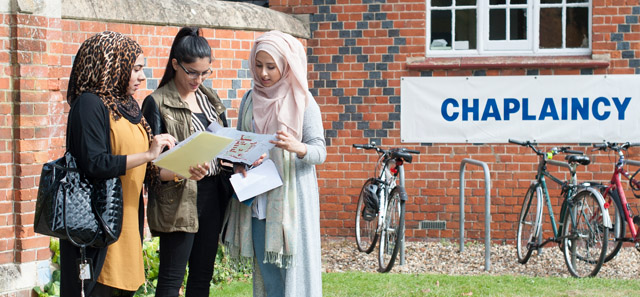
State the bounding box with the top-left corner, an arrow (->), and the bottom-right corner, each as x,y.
141,27 -> 233,297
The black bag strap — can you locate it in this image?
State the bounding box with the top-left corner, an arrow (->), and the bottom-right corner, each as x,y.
61,154 -> 100,248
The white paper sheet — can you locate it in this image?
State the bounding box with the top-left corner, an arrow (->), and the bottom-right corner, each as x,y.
229,159 -> 283,202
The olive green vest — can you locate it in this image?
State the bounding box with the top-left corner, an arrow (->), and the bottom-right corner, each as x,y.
146,80 -> 226,234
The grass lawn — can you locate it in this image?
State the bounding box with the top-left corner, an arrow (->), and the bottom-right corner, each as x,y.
211,272 -> 640,296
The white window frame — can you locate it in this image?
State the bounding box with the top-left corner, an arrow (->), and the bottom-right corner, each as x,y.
426,0 -> 592,57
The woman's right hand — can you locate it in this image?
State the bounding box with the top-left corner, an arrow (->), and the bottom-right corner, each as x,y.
233,163 -> 248,177
125,133 -> 177,170
187,163 -> 210,181
148,133 -> 177,160
233,153 -> 267,177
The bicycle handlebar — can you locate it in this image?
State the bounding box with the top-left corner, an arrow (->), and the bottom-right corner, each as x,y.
565,150 -> 582,155
561,148 -> 583,155
353,143 -> 377,150
353,143 -> 420,153
508,139 -> 527,146
593,141 -> 640,152
352,143 -> 420,164
593,143 -> 607,150
509,139 -> 584,158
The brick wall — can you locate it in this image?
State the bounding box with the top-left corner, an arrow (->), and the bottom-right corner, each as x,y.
268,0 -> 640,242
2,11 -> 65,269
0,12 -> 13,267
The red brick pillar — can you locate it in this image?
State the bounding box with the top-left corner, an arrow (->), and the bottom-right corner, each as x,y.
0,8 -> 14,267
1,1 -> 63,295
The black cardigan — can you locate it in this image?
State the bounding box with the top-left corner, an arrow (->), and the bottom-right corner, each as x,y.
67,93 -> 126,178
60,93 -> 144,296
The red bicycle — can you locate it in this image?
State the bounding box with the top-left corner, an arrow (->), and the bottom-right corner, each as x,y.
593,142 -> 640,262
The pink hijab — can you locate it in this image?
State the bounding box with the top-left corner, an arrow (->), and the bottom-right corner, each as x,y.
249,31 -> 311,140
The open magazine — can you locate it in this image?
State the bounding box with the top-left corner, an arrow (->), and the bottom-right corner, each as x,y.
152,123 -> 277,177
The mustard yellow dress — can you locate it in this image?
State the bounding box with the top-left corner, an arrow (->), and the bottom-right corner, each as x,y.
96,116 -> 148,290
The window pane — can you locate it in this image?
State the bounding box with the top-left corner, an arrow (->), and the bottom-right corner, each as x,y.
539,8 -> 562,48
432,0 -> 452,6
489,9 -> 506,40
490,0 -> 506,4
431,10 -> 452,49
510,9 -> 527,40
566,7 -> 589,48
540,0 -> 561,3
457,0 -> 476,6
567,0 -> 588,3
510,0 -> 527,4
455,9 -> 477,49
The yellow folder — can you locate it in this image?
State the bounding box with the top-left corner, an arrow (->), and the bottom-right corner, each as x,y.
153,131 -> 233,178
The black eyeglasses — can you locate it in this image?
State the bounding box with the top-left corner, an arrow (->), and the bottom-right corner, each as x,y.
178,62 -> 212,80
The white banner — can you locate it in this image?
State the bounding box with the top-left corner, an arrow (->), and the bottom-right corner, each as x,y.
400,75 -> 640,143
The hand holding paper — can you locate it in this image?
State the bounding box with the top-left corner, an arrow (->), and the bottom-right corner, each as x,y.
153,124 -> 278,177
229,159 -> 283,202
152,131 -> 232,178
207,122 -> 277,164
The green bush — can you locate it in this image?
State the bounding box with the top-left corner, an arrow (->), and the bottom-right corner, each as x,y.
34,237 -> 252,297
33,238 -> 60,297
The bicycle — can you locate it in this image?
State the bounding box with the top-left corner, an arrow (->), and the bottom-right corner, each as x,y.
592,142 -> 640,263
353,143 -> 420,272
510,139 -> 610,277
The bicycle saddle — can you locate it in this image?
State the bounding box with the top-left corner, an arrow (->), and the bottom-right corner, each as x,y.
565,154 -> 590,165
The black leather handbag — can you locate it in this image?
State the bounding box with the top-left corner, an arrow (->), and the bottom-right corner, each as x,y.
34,151 -> 123,248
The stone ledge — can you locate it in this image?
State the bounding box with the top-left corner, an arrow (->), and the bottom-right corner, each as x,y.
0,261 -> 50,293
60,0 -> 310,38
406,55 -> 610,71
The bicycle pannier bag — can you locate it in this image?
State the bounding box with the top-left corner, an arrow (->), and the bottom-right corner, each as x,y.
34,152 -> 123,248
363,183 -> 379,221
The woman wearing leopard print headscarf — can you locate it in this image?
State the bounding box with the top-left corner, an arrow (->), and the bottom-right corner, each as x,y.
60,31 -> 180,297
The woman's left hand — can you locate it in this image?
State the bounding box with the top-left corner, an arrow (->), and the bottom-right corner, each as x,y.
271,130 -> 306,157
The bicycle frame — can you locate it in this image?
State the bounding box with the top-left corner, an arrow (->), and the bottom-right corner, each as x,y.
374,154 -> 400,234
534,157 -> 578,245
601,151 -> 640,242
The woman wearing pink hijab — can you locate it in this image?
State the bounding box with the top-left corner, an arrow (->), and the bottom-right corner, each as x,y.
223,31 -> 326,296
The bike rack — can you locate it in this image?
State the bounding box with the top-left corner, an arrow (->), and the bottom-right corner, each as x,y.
399,165 -> 406,266
459,158 -> 492,271
627,160 -> 640,167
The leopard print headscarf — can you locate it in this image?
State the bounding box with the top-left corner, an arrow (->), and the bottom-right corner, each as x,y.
67,31 -> 160,185
68,31 -> 146,126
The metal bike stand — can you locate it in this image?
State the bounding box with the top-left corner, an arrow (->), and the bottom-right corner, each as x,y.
627,160 -> 640,167
399,165 -> 406,265
459,158 -> 492,271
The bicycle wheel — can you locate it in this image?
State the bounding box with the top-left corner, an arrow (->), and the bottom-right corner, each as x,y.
603,190 -> 625,262
355,178 -> 379,253
562,190 -> 608,277
378,186 -> 405,272
516,183 -> 542,264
